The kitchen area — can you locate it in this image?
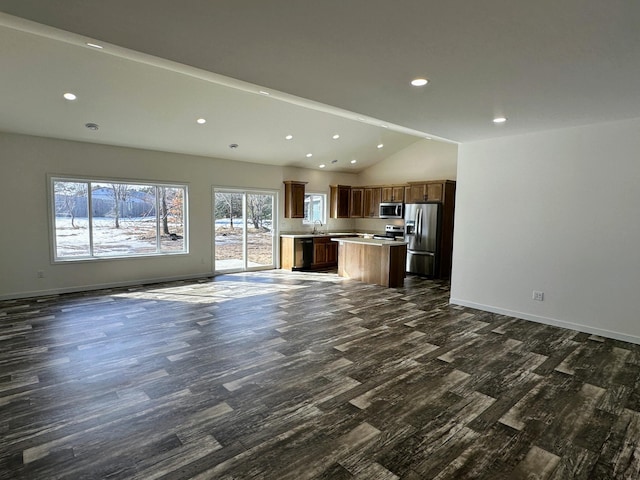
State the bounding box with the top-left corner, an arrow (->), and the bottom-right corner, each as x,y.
280,180 -> 456,287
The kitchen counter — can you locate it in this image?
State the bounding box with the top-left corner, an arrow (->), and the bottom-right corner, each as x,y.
332,237 -> 407,288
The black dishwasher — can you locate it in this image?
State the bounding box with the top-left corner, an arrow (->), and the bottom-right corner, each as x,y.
293,237 -> 315,270
300,238 -> 314,270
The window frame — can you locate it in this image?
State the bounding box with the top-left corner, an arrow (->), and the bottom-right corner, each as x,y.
49,175 -> 189,262
302,192 -> 327,225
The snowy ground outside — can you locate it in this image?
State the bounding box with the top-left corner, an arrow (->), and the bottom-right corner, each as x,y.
54,216 -> 184,257
55,217 -> 273,267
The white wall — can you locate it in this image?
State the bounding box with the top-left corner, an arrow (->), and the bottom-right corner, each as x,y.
0,132 -> 355,298
451,117 -> 640,344
357,139 -> 458,185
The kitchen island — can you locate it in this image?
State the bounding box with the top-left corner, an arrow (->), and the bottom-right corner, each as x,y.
332,237 -> 407,288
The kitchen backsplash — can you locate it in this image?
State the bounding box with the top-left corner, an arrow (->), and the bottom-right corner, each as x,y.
279,217 -> 356,233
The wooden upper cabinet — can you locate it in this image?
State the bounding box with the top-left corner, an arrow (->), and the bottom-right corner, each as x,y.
326,180 -> 452,217
283,181 -> 307,218
363,187 -> 381,217
381,185 -> 405,203
407,183 -> 428,203
350,187 -> 364,218
404,185 -> 412,203
426,182 -> 443,202
406,181 -> 449,203
330,185 -> 351,218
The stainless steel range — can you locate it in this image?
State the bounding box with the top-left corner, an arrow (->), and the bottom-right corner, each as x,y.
372,224 -> 404,240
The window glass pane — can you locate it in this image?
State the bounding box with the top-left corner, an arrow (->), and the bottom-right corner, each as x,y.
91,182 -> 158,256
159,186 -> 186,252
247,193 -> 274,267
53,180 -> 90,258
303,193 -> 325,224
214,192 -> 244,270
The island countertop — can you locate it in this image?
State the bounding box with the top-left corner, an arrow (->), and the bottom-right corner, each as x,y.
331,237 -> 407,247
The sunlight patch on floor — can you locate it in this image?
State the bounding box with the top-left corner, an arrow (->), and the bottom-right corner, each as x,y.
112,280 -> 308,304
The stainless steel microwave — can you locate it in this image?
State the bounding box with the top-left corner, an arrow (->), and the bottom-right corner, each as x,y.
379,202 -> 404,219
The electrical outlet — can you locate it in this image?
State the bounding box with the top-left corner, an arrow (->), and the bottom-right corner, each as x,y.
37,270 -> 45,278
532,290 -> 544,301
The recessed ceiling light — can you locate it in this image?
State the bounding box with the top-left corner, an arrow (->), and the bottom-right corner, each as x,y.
350,159 -> 357,164
493,116 -> 507,123
86,42 -> 103,49
259,90 -> 270,96
85,122 -> 99,131
377,143 -> 384,149
306,153 -> 313,158
411,78 -> 429,87
285,134 -> 293,140
332,134 -> 340,140
63,92 -> 77,101
196,118 -> 206,124
229,143 -> 239,149
331,159 -> 338,164
319,164 -> 326,169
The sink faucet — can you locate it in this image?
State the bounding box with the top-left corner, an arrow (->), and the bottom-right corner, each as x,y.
312,220 -> 323,234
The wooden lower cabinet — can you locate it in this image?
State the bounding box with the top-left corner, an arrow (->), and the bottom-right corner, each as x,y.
313,241 -> 326,265
326,241 -> 338,264
281,235 -> 350,271
280,237 -> 296,270
335,239 -> 407,288
312,237 -> 338,268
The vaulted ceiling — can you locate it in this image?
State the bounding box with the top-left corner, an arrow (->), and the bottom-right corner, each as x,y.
1,1 -> 639,171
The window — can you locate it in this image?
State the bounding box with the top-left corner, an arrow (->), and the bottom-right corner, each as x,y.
303,193 -> 326,224
51,177 -> 187,261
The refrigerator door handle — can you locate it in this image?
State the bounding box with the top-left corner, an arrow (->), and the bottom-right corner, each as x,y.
416,208 -> 422,245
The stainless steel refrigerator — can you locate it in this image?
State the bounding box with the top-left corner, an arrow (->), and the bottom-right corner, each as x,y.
404,203 -> 440,276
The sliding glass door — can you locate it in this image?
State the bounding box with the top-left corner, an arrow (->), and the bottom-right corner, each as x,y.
214,189 -> 277,272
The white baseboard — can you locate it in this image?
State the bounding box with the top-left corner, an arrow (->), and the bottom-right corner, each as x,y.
0,273 -> 214,301
450,297 -> 640,346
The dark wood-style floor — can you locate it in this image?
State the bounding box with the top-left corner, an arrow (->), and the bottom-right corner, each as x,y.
2,271 -> 640,479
